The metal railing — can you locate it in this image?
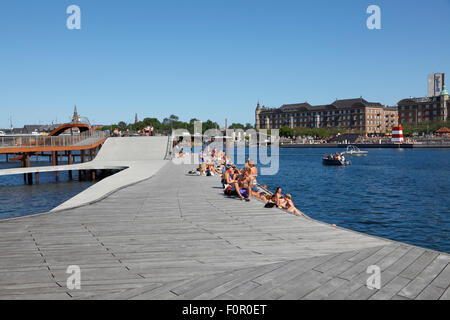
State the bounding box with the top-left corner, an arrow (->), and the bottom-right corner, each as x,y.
164,134 -> 173,160
0,130 -> 106,149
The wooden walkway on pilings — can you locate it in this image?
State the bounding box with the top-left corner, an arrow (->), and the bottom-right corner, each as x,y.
0,161 -> 448,300
0,134 -> 107,185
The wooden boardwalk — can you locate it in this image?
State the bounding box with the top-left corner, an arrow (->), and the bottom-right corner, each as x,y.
0,162 -> 449,300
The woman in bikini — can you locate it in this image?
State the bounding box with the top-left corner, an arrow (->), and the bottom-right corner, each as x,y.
282,194 -> 303,216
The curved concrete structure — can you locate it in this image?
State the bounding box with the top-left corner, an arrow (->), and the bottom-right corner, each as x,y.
0,136 -> 170,212
53,136 -> 169,211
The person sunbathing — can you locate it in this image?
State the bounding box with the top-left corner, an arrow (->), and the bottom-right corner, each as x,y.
223,166 -> 236,185
199,162 -> 207,176
219,155 -> 228,169
265,187 -> 283,207
234,167 -> 253,201
282,194 -> 303,216
207,162 -> 222,175
248,160 -> 265,200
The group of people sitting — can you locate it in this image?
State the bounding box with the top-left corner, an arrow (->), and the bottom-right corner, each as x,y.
221,158 -> 303,216
188,146 -> 303,216
325,152 -> 346,161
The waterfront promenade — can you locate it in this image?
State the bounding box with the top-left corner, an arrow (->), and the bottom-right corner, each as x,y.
0,153 -> 449,299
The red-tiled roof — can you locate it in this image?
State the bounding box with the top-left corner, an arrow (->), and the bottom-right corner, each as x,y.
436,127 -> 450,133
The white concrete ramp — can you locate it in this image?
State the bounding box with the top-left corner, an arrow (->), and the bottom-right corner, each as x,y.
94,136 -> 169,162
0,136 -> 170,213
51,137 -> 169,212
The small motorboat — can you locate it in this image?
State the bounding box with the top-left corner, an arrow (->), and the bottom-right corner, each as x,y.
322,156 -> 351,166
341,145 -> 368,157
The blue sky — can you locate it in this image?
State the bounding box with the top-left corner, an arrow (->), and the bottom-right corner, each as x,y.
0,0 -> 449,128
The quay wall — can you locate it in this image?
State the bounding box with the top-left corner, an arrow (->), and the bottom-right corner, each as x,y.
280,143 -> 450,149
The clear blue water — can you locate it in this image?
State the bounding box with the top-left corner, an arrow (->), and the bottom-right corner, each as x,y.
237,148 -> 450,254
0,154 -> 95,220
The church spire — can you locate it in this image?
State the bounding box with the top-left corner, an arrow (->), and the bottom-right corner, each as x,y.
72,105 -> 79,123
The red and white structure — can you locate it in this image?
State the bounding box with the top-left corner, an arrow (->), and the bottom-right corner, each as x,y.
392,125 -> 404,144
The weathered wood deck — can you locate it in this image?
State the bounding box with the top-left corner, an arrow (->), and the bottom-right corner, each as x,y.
0,162 -> 448,300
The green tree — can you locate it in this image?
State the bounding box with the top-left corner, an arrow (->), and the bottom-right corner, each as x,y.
117,121 -> 127,131
229,123 -> 245,130
279,126 -> 294,138
244,123 -> 254,130
202,120 -> 220,133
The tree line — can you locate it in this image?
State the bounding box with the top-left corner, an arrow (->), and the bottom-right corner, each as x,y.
278,126 -> 347,138
99,115 -> 255,134
401,119 -> 450,137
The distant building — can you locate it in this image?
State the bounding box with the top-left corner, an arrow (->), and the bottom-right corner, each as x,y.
255,98 -> 398,134
428,73 -> 445,97
398,85 -> 449,125
21,124 -> 62,134
22,125 -> 44,134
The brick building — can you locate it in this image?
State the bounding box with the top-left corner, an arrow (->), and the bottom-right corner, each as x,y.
255,97 -> 398,134
397,85 -> 449,125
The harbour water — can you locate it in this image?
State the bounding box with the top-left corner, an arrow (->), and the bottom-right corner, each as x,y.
253,148 -> 450,254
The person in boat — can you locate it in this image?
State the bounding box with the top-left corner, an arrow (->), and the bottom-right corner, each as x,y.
334,152 -> 341,160
281,194 -> 303,216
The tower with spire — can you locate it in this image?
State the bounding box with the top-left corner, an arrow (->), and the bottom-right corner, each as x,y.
72,105 -> 80,123
255,102 -> 261,130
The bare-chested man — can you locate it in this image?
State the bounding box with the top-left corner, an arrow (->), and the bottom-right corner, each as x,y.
234,167 -> 253,201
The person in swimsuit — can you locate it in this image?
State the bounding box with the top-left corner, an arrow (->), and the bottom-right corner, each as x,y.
234,167 -> 253,201
265,187 -> 283,207
248,160 -> 265,200
282,194 -> 303,216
